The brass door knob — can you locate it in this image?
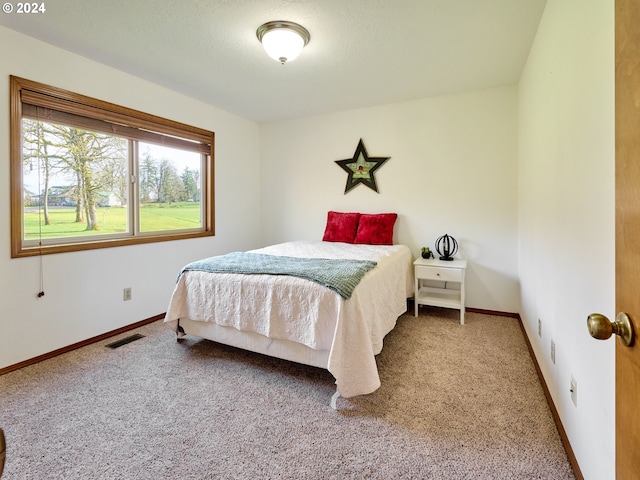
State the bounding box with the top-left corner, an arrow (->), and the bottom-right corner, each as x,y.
587,312 -> 635,347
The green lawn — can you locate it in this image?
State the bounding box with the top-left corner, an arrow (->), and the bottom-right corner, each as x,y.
24,202 -> 201,239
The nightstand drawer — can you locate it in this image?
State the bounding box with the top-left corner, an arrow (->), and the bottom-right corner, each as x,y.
415,265 -> 463,282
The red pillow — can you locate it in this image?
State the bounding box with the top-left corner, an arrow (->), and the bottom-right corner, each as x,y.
354,213 -> 397,245
322,211 -> 361,243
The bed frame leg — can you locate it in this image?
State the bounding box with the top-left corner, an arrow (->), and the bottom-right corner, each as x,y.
330,390 -> 340,410
176,325 -> 186,340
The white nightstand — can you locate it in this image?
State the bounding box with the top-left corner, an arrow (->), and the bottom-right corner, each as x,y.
414,257 -> 467,324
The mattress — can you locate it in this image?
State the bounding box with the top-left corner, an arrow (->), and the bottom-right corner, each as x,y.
164,240 -> 414,398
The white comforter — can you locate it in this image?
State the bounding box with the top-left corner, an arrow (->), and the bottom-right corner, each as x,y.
164,241 -> 414,398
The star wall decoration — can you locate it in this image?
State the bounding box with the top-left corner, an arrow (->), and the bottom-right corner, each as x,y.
335,139 -> 390,194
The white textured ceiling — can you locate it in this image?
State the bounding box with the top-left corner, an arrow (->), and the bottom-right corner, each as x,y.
0,0 -> 547,123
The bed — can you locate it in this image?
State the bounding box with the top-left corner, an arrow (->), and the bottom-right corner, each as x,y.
164,213 -> 414,407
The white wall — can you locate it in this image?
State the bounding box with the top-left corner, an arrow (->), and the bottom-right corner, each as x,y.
518,1 -> 615,479
260,87 -> 520,313
0,26 -> 262,370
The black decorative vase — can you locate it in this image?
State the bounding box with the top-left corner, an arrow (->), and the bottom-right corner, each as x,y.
435,234 -> 458,261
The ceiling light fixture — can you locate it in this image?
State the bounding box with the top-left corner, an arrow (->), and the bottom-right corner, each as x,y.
256,21 -> 310,65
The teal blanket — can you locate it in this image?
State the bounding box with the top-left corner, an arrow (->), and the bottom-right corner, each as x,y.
178,252 -> 377,299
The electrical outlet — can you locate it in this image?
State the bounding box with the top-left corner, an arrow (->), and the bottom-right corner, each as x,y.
570,375 -> 577,407
123,287 -> 132,301
550,339 -> 556,364
538,319 -> 542,337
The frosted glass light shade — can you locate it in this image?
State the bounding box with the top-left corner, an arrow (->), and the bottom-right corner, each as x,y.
257,21 -> 310,64
262,29 -> 304,63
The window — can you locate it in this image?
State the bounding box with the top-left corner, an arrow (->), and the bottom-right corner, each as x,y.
10,76 -> 214,258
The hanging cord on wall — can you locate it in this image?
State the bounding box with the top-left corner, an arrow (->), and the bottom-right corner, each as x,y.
35,121 -> 45,298
37,248 -> 45,298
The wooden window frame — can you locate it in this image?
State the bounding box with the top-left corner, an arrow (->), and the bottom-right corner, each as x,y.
10,76 -> 215,258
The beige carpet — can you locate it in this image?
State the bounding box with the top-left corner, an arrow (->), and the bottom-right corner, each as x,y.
0,309 -> 574,479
